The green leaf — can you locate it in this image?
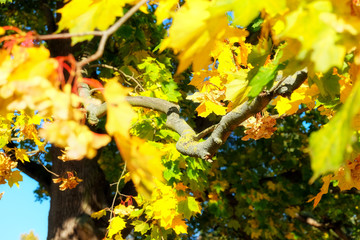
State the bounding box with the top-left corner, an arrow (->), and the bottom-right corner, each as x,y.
309,70 -> 340,101
161,81 -> 182,102
248,46 -> 286,98
178,196 -> 201,219
158,129 -> 180,141
133,220 -> 150,235
309,81 -> 360,182
228,219 -> 241,230
130,208 -> 144,218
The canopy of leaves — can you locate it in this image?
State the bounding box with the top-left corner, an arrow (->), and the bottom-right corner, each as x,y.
2,0 -> 360,239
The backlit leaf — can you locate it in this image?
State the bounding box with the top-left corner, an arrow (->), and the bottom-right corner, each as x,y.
57,0 -> 139,44
108,216 -> 126,238
309,80 -> 360,182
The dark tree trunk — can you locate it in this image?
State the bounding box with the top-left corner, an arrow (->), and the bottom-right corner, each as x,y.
47,147 -> 112,240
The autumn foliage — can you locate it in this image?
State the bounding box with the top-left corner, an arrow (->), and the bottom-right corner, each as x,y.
2,0 -> 360,239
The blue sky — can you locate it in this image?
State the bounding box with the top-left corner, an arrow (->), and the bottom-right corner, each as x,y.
0,174 -> 49,240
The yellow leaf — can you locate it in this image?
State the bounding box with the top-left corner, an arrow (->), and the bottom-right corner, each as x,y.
195,101 -> 227,117
91,209 -> 107,219
104,80 -> 134,139
14,148 -> 30,163
41,120 -> 110,160
57,0 -> 139,44
274,81 -> 319,116
52,172 -> 83,191
121,137 -> 165,199
7,170 -> 22,188
277,1 -> 346,72
160,0 -> 247,72
155,0 -> 179,23
225,73 -> 251,108
121,172 -> 132,184
108,216 -> 126,238
114,204 -> 134,216
171,216 -> 188,234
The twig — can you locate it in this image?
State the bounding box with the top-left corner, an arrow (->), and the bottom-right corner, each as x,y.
90,64 -> 145,91
89,88 -> 104,94
35,31 -> 103,41
26,149 -> 43,156
194,124 -> 218,140
110,162 -> 127,219
76,0 -> 148,69
36,159 -> 59,177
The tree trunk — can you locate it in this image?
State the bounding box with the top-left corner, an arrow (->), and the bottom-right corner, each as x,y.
47,147 -> 112,240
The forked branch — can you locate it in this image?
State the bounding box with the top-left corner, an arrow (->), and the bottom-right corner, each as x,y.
81,69 -> 307,160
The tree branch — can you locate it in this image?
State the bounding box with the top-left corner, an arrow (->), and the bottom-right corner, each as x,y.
78,82 -> 107,125
16,160 -> 52,193
79,69 -> 307,160
7,142 -> 52,192
175,69 -> 308,159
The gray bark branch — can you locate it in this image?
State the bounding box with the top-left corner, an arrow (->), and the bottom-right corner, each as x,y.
80,69 -> 307,160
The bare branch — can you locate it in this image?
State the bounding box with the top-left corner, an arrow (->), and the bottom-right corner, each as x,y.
35,31 -> 103,41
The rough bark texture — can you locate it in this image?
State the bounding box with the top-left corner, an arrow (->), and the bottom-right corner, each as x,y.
41,2 -> 114,238
47,147 -> 111,240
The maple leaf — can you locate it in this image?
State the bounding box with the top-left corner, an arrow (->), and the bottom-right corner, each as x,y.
187,74 -> 228,117
0,191 -> 3,200
57,0 -> 139,44
114,204 -> 134,216
229,0 -> 287,27
154,0 -> 179,23
225,71 -> 251,109
276,1 -> 347,72
104,80 -> 134,140
0,46 -> 59,116
160,0 -> 248,72
53,172 -> 83,191
274,81 -> 319,116
175,183 -> 188,192
242,113 -> 277,141
91,209 -> 107,220
41,120 -> 110,160
151,181 -> 178,228
7,170 -> 23,188
177,196 -> 201,219
0,153 -> 18,186
116,136 -> 165,199
309,79 -> 360,182
133,220 -> 150,235
104,80 -> 164,198
107,216 -> 126,238
171,215 -> 188,234
14,148 -> 30,163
